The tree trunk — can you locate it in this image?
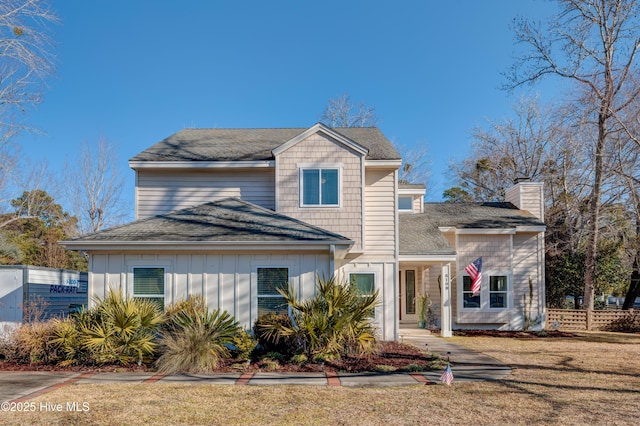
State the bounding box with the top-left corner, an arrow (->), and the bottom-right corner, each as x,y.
622,257 -> 640,310
583,110 -> 608,311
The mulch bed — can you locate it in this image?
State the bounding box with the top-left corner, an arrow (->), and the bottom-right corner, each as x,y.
453,330 -> 576,339
1,332 -> 574,374
0,341 -> 435,374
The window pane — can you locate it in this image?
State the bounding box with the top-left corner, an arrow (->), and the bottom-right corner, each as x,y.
463,293 -> 480,308
490,293 -> 507,308
258,268 -> 289,295
133,268 -> 164,295
398,196 -> 413,210
321,169 -> 339,205
406,270 -> 416,314
302,169 -> 320,205
463,276 -> 472,292
258,297 -> 288,317
490,276 -> 507,291
350,273 -> 375,295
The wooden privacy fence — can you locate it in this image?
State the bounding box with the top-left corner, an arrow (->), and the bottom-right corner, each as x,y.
546,308 -> 632,331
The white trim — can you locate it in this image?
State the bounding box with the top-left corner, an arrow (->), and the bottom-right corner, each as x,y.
129,160 -> 274,169
251,262 -> 295,323
273,123 -> 369,157
126,260 -> 172,307
61,241 -> 354,252
398,195 -> 414,211
515,226 -> 547,232
455,228 -> 516,235
398,187 -> 426,196
348,271 -> 378,319
365,160 -> 402,168
399,254 -> 457,262
458,270 -> 512,312
298,165 -> 342,208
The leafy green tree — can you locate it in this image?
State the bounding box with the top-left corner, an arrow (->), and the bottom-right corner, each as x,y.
0,189 -> 86,269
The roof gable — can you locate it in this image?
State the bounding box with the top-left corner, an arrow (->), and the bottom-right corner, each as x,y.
272,123 -> 368,157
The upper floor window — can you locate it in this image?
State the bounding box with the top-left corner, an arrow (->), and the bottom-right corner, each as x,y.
398,196 -> 413,211
300,168 -> 340,207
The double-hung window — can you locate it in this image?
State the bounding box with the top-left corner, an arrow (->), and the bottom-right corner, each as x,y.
349,272 -> 376,318
300,167 -> 340,206
489,276 -> 508,308
133,267 -> 165,309
257,267 -> 289,317
462,273 -> 509,310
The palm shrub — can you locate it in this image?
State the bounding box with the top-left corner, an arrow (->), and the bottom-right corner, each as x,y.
79,288 -> 165,365
259,275 -> 379,361
157,298 -> 243,373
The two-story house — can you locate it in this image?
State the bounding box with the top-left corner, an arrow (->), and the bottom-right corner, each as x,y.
62,123 -> 546,340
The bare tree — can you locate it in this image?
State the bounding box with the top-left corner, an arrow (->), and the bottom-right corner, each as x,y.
0,1 -> 57,214
321,94 -> 431,187
449,96 -> 563,201
65,136 -> 126,234
506,0 -> 640,310
0,0 -> 58,143
394,142 -> 431,188
320,93 -> 379,128
0,158 -> 57,228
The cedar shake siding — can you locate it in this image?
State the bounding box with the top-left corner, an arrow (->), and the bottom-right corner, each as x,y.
275,132 -> 365,252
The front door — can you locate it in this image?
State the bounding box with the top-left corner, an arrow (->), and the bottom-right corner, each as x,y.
400,269 -> 417,323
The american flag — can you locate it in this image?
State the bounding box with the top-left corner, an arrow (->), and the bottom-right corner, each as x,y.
440,363 -> 454,385
465,257 -> 482,296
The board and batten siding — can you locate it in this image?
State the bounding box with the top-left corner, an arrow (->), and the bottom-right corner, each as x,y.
337,259 -> 397,341
135,169 -> 276,219
364,169 -> 396,255
275,133 -> 364,251
88,252 -> 330,330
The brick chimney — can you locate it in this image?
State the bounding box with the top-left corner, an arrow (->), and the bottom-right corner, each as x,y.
505,178 -> 544,221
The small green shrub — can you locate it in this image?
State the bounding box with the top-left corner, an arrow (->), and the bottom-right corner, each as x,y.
290,353 -> 308,365
156,307 -> 242,374
253,313 -> 297,356
80,288 -> 164,366
230,330 -> 257,360
374,364 -> 397,373
400,363 -> 426,372
258,275 -> 379,360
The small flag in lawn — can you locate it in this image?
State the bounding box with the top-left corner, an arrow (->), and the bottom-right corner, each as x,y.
440,363 -> 454,385
465,257 -> 482,296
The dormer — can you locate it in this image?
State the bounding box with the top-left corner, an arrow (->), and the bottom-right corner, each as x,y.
398,182 -> 426,213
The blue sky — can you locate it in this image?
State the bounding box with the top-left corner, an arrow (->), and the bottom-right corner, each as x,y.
15,0 -> 559,215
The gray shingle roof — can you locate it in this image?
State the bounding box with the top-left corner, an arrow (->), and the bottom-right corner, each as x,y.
399,202 -> 545,256
64,198 -> 352,245
130,127 -> 401,162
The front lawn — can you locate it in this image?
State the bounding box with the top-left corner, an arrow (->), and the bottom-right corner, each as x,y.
1,331 -> 638,425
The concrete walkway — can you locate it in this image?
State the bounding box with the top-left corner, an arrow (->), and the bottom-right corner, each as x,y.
0,328 -> 510,403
